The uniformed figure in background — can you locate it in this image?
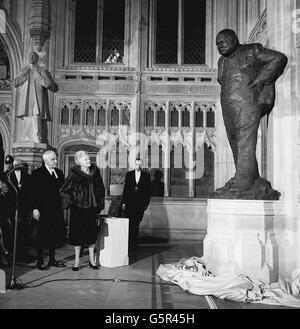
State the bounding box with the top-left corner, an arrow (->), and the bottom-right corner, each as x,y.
121,158 -> 151,251
2,155 -> 14,179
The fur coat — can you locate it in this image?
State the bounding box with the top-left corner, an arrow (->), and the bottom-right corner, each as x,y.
60,164 -> 105,212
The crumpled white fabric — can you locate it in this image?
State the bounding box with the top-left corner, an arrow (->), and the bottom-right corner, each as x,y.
156,257 -> 300,308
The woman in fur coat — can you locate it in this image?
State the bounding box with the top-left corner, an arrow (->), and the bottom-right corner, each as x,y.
60,151 -> 105,271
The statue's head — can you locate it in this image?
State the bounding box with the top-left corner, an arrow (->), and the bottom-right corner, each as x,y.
28,51 -> 39,64
216,29 -> 239,57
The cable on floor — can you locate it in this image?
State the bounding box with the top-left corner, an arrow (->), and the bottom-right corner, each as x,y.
12,277 -> 178,289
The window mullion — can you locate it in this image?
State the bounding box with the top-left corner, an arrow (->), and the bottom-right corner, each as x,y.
96,0 -> 104,63
149,0 -> 157,66
178,0 -> 184,65
69,1 -> 76,64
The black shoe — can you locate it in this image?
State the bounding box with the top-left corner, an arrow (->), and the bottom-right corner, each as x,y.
72,266 -> 79,271
48,259 -> 65,268
36,261 -> 48,270
89,261 -> 100,270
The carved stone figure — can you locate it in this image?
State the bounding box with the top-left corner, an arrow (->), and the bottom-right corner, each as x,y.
212,29 -> 287,200
11,51 -> 58,143
105,49 -> 123,64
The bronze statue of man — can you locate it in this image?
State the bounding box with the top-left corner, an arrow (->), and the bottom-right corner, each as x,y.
214,29 -> 287,199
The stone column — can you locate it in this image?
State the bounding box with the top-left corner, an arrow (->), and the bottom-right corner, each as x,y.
205,0 -> 213,67
28,0 -> 51,53
237,0 -> 247,42
102,99 -> 111,196
296,0 -> 300,221
129,0 -> 149,70
259,0 -> 267,15
164,102 -> 170,197
267,0 -> 298,218
266,0 -> 300,271
227,0 -> 238,32
188,103 -> 195,197
247,0 -> 260,35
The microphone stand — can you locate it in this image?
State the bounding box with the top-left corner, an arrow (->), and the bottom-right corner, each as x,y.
6,168 -> 25,290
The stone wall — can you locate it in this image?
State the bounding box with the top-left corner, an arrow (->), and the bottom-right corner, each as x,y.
102,197 -> 208,242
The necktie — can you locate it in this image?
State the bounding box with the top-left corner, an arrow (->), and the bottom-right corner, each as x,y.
51,171 -> 56,179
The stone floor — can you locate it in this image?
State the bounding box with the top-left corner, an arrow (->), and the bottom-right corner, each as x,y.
0,241 -> 295,310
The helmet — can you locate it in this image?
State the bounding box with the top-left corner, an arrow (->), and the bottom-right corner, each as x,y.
5,155 -> 14,164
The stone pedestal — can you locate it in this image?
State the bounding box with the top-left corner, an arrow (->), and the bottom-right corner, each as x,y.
12,142 -> 48,172
96,217 -> 129,268
203,199 -> 289,284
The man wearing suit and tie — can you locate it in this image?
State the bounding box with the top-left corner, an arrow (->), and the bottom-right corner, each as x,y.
31,150 -> 66,270
122,158 -> 151,252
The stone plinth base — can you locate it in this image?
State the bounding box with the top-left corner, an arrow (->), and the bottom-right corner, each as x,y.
203,199 -> 289,284
96,217 -> 129,267
12,142 -> 48,172
104,197 -> 208,242
141,198 -> 207,241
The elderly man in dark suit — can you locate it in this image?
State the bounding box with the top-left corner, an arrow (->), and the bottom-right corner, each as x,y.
215,29 -> 287,197
31,150 -> 66,270
121,158 -> 151,251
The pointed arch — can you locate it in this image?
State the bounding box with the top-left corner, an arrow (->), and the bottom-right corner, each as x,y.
0,11 -> 22,77
0,11 -> 23,154
0,114 -> 9,157
56,138 -> 100,171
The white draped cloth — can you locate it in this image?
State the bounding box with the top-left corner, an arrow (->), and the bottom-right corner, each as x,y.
156,257 -> 300,308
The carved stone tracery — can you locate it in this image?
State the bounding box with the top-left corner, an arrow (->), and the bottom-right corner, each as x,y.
143,100 -> 216,153
0,103 -> 11,123
58,99 -> 133,141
